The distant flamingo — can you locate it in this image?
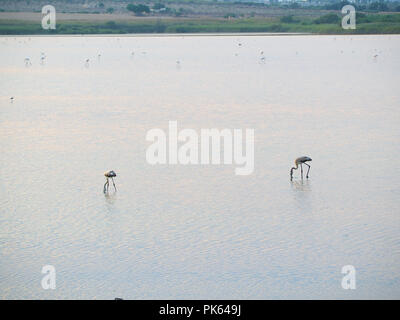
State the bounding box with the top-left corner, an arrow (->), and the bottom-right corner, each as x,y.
104,170 -> 117,193
260,51 -> 265,62
24,58 -> 32,66
290,156 -> 312,180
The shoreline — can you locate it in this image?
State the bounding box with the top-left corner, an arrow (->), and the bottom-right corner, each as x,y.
0,32 -> 311,37
1,33 -> 398,38
1,11 -> 400,35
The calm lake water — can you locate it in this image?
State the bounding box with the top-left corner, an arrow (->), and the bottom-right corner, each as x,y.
0,35 -> 399,299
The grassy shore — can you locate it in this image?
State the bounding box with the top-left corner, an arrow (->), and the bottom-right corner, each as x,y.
0,12 -> 400,35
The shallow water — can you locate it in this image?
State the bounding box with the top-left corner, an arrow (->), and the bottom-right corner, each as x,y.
0,35 -> 399,299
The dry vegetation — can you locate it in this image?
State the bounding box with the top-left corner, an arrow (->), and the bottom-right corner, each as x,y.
0,0 -> 399,34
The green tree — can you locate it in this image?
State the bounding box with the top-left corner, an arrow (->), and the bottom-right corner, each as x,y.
368,2 -> 389,12
153,3 -> 166,10
324,1 -> 352,10
280,15 -> 298,24
314,14 -> 340,24
127,4 -> 150,16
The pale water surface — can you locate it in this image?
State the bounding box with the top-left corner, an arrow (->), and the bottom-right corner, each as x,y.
0,35 -> 399,299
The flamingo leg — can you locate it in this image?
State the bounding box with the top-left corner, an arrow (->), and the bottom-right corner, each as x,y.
104,178 -> 109,193
305,163 -> 311,178
111,177 -> 117,191
300,163 -> 303,179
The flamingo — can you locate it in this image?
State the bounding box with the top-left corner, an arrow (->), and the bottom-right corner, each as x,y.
290,156 -> 312,180
10,97 -> 14,103
104,170 -> 117,193
24,58 -> 32,66
260,51 -> 265,62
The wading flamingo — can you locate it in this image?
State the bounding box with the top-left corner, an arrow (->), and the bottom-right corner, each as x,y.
104,170 -> 117,193
24,58 -> 32,66
290,156 -> 312,180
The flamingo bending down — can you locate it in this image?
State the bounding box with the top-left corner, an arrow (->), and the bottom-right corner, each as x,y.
290,156 -> 312,180
104,170 -> 117,193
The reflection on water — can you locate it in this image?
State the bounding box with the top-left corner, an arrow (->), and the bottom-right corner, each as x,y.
0,35 -> 400,299
104,192 -> 117,205
290,179 -> 313,214
291,179 -> 312,192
